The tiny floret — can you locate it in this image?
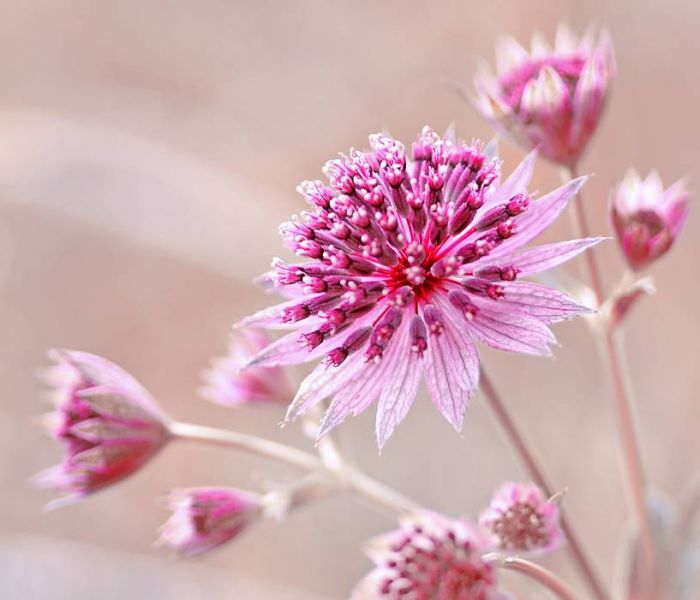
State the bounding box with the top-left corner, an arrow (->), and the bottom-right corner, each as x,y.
34,350 -> 170,506
474,25 -> 615,166
352,511 -> 509,599
479,482 -> 562,556
610,169 -> 690,270
201,329 -> 291,406
240,127 -> 603,447
158,487 -> 262,556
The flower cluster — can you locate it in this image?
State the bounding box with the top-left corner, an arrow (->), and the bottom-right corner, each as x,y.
34,350 -> 170,507
240,127 -> 599,447
610,170 -> 690,270
474,25 -> 614,166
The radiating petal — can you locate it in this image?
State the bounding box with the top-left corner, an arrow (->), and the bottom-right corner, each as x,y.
489,176 -> 588,259
499,281 -> 593,322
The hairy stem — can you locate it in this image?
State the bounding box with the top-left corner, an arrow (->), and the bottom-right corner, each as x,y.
480,370 -> 608,600
169,421 -> 421,517
566,164 -> 656,585
493,555 -> 579,600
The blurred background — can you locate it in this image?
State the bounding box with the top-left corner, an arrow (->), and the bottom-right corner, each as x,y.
1,0 -> 698,597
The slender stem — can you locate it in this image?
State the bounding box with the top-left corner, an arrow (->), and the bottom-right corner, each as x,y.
480,370 -> 608,600
169,421 -> 322,471
494,556 -> 579,600
169,421 -> 421,517
566,164 -> 656,583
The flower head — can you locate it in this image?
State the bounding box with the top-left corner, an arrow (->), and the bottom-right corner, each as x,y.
475,25 -> 614,166
479,482 -> 562,556
610,170 -> 690,270
353,511 -> 508,599
158,487 -> 262,556
201,329 -> 291,406
34,349 -> 170,506
241,127 -> 601,447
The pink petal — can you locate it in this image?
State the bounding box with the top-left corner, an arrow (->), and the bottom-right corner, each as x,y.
487,237 -> 606,276
375,325 -> 422,448
488,176 -> 588,259
467,299 -> 556,355
483,150 -> 537,211
499,281 -> 593,323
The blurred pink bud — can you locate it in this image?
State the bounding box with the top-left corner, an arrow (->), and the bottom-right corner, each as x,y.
353,511 -> 509,599
605,276 -> 655,329
34,350 -> 170,507
611,170 -> 690,270
158,487 -> 262,556
475,25 -> 615,166
201,329 -> 291,406
479,482 -> 562,557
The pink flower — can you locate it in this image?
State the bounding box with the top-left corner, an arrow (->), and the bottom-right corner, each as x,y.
201,329 -> 291,406
479,482 -> 562,556
240,128 -> 601,447
33,349 -> 170,506
475,25 -> 615,166
158,487 -> 262,556
610,170 -> 690,270
352,511 -> 509,599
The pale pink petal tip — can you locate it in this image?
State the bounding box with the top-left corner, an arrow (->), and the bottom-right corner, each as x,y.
479,481 -> 563,557
474,25 -> 615,166
34,350 -> 170,505
157,487 -> 262,557
611,169 -> 690,270
201,329 -> 291,407
353,511 -> 509,598
241,127 -> 598,445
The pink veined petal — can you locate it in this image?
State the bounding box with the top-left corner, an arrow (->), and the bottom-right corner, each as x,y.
235,294 -> 327,329
484,150 -> 537,211
375,325 -> 422,448
285,352 -> 366,421
423,306 -> 479,431
320,319 -> 409,439
466,298 -> 556,356
484,237 -> 606,276
436,300 -> 481,394
488,176 -> 588,259
499,281 -> 593,323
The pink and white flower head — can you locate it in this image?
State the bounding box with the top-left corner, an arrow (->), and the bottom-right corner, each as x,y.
479,482 -> 562,557
241,129 -> 602,447
475,25 -> 615,166
34,350 -> 170,506
158,487 -> 262,557
201,329 -> 291,406
352,511 -> 509,599
610,169 -> 690,270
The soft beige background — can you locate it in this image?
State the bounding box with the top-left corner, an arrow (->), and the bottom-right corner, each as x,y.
1,1 -> 698,598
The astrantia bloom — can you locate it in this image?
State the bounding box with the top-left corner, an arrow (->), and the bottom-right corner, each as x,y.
241,127 -> 601,447
201,329 -> 291,406
474,25 -> 614,166
479,482 -> 562,556
352,511 -> 508,599
158,487 -> 262,556
610,170 -> 690,270
34,350 -> 170,506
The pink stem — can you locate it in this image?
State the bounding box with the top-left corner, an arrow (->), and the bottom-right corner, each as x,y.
566,164 -> 656,584
496,556 -> 579,600
480,370 -> 608,600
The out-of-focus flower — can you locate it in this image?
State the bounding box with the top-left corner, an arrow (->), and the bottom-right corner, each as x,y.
604,275 -> 656,329
352,511 -> 509,599
474,25 -> 615,166
34,350 -> 170,507
479,482 -> 562,556
158,487 -> 262,556
201,329 -> 291,406
610,170 -> 690,270
240,127 -> 601,447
